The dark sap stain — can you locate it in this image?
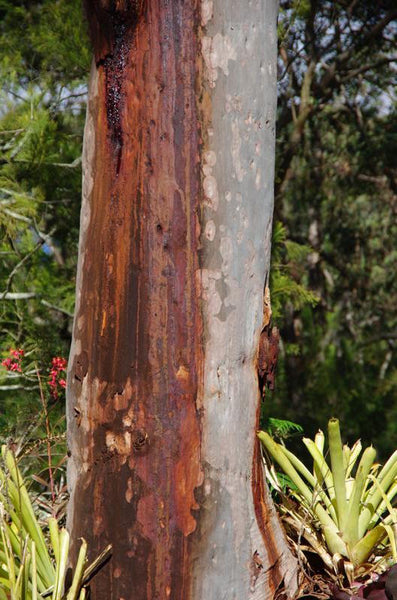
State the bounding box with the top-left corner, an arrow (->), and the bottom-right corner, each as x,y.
90,2 -> 145,176
99,18 -> 129,176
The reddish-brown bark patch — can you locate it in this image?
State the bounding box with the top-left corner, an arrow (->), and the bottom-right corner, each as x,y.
252,409 -> 284,595
69,2 -> 203,598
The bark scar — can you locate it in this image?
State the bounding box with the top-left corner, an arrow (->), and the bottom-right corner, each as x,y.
258,325 -> 280,397
73,350 -> 89,382
257,287 -> 280,398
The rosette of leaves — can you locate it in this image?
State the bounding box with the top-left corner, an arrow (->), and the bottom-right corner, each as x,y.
258,418 -> 397,582
0,445 -> 111,599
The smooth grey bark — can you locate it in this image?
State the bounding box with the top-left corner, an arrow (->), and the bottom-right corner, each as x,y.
192,1 -> 297,598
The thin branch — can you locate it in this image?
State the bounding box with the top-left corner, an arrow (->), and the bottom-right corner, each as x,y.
2,88 -> 26,102
341,56 -> 397,83
0,241 -> 44,300
0,128 -> 25,136
2,208 -> 32,224
358,174 -> 388,185
45,156 -> 82,169
0,292 -> 36,300
359,333 -> 397,348
40,300 -> 73,318
317,9 -> 397,95
33,223 -> 64,266
347,0 -> 360,15
54,91 -> 87,103
363,9 -> 397,43
0,156 -> 82,168
0,385 -> 39,391
1,207 -> 64,266
278,42 -> 310,83
379,350 -> 393,381
36,366 -> 56,509
33,223 -> 56,244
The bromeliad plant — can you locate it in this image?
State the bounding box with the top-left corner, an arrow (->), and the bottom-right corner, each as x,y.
0,445 -> 111,599
258,418 -> 397,581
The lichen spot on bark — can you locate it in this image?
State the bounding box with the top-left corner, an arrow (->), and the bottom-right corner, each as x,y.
202,150 -> 219,210
201,34 -> 237,88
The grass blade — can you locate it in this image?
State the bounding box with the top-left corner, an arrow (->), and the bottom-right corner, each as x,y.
345,440 -> 362,478
32,541 -> 38,600
328,418 -> 348,529
359,460 -> 397,537
281,445 -> 337,522
343,446 -> 376,546
351,525 -> 386,566
52,528 -> 69,599
48,518 -> 60,565
66,538 -> 87,600
303,437 -> 336,503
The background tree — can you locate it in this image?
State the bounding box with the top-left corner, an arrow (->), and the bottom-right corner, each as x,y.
264,0 -> 397,459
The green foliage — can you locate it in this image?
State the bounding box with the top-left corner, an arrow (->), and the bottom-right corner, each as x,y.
265,417 -> 303,440
272,1 -> 397,459
270,221 -> 319,320
259,419 -> 397,581
0,445 -> 110,599
262,416 -> 303,496
277,0 -> 310,42
0,0 -> 90,87
0,0 -> 89,436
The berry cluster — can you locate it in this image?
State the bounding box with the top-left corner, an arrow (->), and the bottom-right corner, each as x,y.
1,350 -> 68,401
48,357 -> 67,400
1,348 -> 24,372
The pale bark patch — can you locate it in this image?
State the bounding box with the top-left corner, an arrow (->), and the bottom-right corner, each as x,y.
202,34 -> 237,88
201,0 -> 214,26
205,220 -> 216,241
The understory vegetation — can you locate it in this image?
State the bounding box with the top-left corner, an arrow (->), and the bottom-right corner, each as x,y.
259,418 -> 397,597
0,444 -> 111,599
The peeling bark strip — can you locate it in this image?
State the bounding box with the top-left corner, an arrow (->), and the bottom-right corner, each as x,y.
67,1 -> 298,599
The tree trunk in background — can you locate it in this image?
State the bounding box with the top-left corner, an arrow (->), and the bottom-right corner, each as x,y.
66,1 -> 298,598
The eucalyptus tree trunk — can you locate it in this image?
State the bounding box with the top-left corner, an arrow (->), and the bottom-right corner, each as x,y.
66,1 -> 298,598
